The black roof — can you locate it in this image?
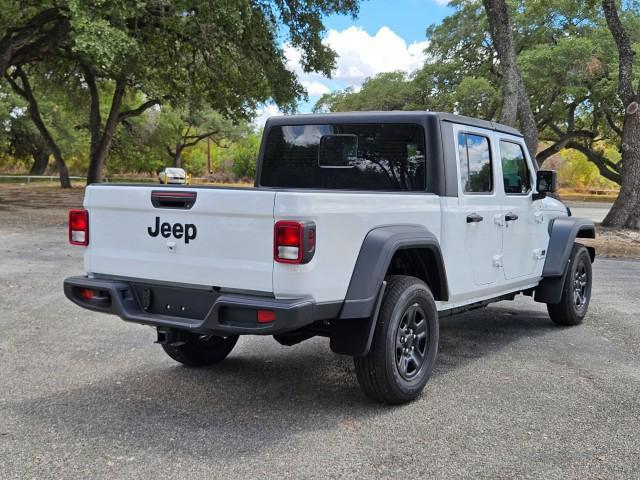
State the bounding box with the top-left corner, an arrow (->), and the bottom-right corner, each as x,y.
265,111 -> 523,137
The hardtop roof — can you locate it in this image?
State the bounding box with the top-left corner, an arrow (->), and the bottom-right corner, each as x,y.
265,111 -> 523,137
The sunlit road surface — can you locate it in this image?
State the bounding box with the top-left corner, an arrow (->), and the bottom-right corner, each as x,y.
1,223 -> 639,479
565,201 -> 613,223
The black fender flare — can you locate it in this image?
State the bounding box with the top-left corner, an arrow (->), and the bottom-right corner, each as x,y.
535,217 -> 595,304
330,225 -> 448,356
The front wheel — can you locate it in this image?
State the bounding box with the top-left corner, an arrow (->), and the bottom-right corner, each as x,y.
547,243 -> 592,326
161,332 -> 238,366
354,275 -> 439,404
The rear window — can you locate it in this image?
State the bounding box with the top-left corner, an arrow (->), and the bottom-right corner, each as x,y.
260,123 -> 426,191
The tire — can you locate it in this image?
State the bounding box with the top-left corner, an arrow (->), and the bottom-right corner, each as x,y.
547,243 -> 592,326
162,332 -> 239,367
354,275 -> 439,404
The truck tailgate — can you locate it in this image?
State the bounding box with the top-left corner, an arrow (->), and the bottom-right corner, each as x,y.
84,185 -> 276,292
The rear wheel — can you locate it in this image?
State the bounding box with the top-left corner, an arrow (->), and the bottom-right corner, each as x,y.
354,275 -> 439,404
161,333 -> 238,366
547,243 -> 592,326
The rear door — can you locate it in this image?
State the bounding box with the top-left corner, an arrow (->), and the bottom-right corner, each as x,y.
84,185 -> 276,292
452,125 -> 504,287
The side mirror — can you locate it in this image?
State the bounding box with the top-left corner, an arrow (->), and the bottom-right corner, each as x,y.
533,170 -> 557,200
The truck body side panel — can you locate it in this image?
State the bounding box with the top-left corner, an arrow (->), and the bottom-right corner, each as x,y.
273,191 -> 442,303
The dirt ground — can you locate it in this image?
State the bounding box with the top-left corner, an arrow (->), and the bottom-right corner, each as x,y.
1,183 -> 638,258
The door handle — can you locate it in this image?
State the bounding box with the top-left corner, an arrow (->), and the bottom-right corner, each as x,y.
505,212 -> 519,222
466,213 -> 484,223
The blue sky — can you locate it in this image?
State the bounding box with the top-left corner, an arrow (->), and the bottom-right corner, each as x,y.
324,0 -> 452,44
255,0 -> 453,123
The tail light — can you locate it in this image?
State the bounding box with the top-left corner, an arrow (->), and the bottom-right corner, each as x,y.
69,210 -> 89,246
274,221 -> 316,264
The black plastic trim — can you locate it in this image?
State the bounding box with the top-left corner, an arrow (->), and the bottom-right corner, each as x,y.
64,276 -> 318,336
439,121 -> 459,197
339,225 -> 448,319
535,217 -> 595,304
542,217 -> 595,277
330,281 -> 387,356
150,190 -> 197,209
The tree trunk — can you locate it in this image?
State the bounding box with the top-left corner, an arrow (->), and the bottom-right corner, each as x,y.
601,0 -> 640,229
173,144 -> 184,168
517,78 -> 539,164
29,148 -> 49,174
482,0 -> 539,161
5,67 -> 70,188
86,78 -> 126,184
602,103 -> 640,229
483,0 -> 518,126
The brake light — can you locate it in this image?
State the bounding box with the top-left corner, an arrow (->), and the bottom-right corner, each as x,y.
69,210 -> 89,246
274,221 -> 316,264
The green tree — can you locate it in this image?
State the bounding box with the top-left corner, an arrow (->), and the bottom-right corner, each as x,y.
315,72 -> 416,112
0,84 -> 50,174
231,133 -> 261,180
154,105 -> 242,168
1,0 -> 361,184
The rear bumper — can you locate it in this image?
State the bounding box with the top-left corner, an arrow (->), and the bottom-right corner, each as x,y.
63,276 -> 316,335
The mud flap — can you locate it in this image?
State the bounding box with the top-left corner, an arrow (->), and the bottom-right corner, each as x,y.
330,281 -> 386,357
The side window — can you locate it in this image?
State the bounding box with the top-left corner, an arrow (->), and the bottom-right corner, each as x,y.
500,141 -> 531,194
458,133 -> 493,193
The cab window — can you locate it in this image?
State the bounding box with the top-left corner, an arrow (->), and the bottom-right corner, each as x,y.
500,141 -> 531,194
260,123 -> 426,191
458,133 -> 493,193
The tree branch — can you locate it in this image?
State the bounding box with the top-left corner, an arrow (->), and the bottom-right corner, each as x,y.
605,109 -> 623,137
536,130 -> 595,164
0,8 -> 70,78
181,129 -> 220,149
118,98 -> 162,123
566,141 -> 621,184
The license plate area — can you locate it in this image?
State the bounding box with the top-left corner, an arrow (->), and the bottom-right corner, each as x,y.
131,283 -> 218,320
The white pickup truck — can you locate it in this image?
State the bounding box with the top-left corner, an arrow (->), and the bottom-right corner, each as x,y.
64,112 -> 595,404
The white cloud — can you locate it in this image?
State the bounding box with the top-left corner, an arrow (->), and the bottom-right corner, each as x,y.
252,104 -> 282,130
433,0 -> 450,5
285,26 -> 429,92
302,80 -> 331,96
254,25 -> 429,124
324,26 -> 429,86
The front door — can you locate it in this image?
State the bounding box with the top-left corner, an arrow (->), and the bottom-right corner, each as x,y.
497,138 -> 544,280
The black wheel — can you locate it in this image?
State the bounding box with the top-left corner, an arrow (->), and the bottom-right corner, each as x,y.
162,332 -> 239,366
547,243 -> 592,326
354,275 -> 439,404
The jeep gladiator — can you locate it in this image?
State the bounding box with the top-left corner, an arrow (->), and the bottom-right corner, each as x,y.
64,112 -> 595,404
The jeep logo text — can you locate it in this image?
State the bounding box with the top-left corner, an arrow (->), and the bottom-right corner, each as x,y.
147,216 -> 197,244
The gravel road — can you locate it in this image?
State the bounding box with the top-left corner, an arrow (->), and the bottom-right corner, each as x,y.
1,222 -> 639,479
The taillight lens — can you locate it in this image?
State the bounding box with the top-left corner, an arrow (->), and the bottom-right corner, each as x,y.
257,309 -> 276,323
69,210 -> 89,246
274,221 -> 316,264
